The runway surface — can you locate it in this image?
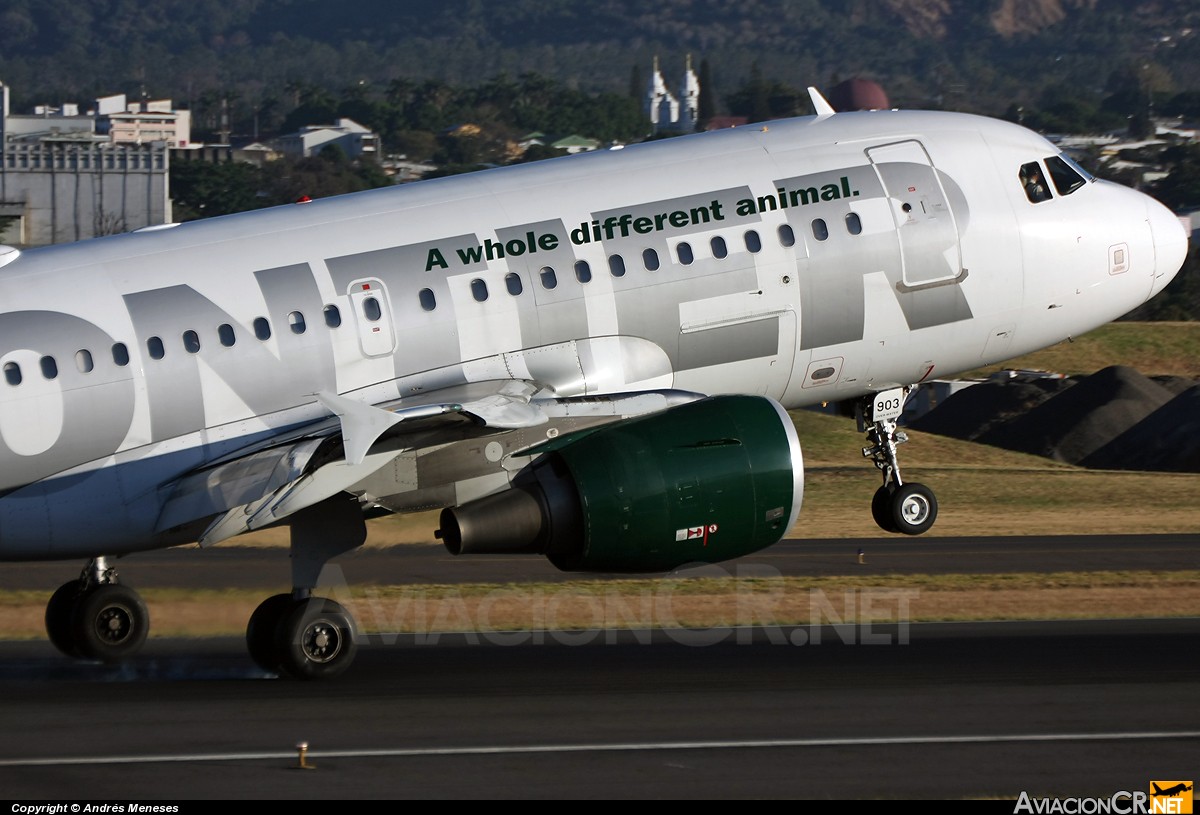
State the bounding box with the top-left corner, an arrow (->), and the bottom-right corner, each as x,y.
2,536 -> 1197,799
0,618 -> 1197,799
2,533 -> 1197,591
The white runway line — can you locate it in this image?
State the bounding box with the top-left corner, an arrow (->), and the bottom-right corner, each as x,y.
0,731 -> 1197,767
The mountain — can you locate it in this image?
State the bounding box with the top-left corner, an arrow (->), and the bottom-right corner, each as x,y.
1,1 -> 1196,108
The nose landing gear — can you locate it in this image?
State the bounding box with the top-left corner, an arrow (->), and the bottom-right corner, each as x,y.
859,387 -> 938,535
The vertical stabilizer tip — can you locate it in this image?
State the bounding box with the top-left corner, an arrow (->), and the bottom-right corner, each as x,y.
807,87 -> 836,116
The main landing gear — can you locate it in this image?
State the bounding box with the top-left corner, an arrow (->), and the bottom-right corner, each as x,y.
45,557 -> 150,662
245,494 -> 365,679
858,387 -> 938,535
246,593 -> 358,680
42,495 -> 366,679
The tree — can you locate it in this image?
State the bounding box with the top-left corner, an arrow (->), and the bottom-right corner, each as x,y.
748,63 -> 770,123
629,63 -> 643,101
1151,144 -> 1200,209
170,159 -> 266,220
727,65 -> 802,123
697,58 -> 716,128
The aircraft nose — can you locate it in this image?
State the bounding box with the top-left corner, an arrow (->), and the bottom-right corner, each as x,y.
1147,197 -> 1189,300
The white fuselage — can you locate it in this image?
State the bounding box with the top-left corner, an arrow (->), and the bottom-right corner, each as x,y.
0,109 -> 1186,559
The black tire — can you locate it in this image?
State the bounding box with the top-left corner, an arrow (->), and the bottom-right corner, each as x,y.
72,584 -> 149,663
890,482 -> 938,536
871,485 -> 898,533
246,593 -> 295,673
45,580 -> 84,658
278,597 -> 358,680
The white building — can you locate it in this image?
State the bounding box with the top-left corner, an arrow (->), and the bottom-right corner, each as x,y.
103,98 -> 192,148
276,118 -> 379,159
0,82 -> 171,246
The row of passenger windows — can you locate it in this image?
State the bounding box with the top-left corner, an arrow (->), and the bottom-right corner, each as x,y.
420,216 -> 864,309
1,302 -> 361,386
2,211 -> 873,382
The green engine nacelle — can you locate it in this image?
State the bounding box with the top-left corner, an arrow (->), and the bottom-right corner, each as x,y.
438,395 -> 803,573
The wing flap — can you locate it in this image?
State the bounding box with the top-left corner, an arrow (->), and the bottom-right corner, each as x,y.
157,381 -> 704,546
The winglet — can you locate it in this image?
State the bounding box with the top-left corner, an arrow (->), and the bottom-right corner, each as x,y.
807,87 -> 836,117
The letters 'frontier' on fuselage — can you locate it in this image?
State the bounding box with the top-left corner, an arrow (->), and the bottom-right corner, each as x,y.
0,107 -> 1187,561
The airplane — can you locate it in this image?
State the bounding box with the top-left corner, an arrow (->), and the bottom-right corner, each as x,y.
0,89 -> 1186,679
1152,783 -> 1193,797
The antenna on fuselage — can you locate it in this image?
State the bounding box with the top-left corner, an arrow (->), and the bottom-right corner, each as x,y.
807,87 -> 837,118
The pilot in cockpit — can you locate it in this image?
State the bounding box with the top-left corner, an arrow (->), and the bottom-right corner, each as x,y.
1020,162 -> 1052,203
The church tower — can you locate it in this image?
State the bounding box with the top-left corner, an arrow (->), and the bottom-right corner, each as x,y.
645,56 -> 679,130
679,54 -> 700,131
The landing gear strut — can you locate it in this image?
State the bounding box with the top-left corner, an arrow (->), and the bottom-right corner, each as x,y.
858,387 -> 938,535
245,494 -> 364,679
44,557 -> 150,662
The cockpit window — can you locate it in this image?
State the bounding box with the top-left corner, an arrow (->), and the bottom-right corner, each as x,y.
1045,154 -> 1090,197
1019,161 -> 1052,204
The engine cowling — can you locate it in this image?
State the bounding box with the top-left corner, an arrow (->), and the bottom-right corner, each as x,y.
437,395 -> 803,572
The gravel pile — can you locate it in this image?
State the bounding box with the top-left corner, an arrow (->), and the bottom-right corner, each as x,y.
914,366 -> 1195,469
1082,385 -> 1200,471
910,378 -> 1073,441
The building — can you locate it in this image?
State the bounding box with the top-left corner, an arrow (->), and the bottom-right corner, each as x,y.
0,82 -> 171,246
102,98 -> 192,148
275,118 -> 379,159
646,56 -> 700,133
519,132 -> 601,155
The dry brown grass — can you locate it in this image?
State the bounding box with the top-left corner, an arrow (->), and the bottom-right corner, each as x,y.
2,572 -> 1195,639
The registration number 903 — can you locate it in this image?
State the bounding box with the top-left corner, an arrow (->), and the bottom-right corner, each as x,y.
871,388 -> 905,422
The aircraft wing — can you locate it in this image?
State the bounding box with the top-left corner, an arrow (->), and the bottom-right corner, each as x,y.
155,381 -> 700,546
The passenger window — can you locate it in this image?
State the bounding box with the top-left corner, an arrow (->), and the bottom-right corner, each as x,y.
288,311 -> 306,334
1045,155 -> 1088,196
40,356 -> 57,379
745,230 -> 762,253
75,350 -> 93,373
471,279 -> 489,301
182,330 -> 200,353
218,323 -> 236,346
778,224 -> 796,247
608,254 -> 626,277
711,236 -> 728,259
419,288 -> 437,311
362,296 -> 382,321
540,266 -> 558,289
1019,161 -> 1052,203
3,362 -> 20,386
323,305 -> 341,328
676,242 -> 694,265
812,219 -> 829,241
574,260 -> 592,283
253,317 -> 271,341
643,248 -> 660,271
845,212 -> 862,235
112,343 -> 129,366
505,272 -> 523,296
147,336 -> 165,360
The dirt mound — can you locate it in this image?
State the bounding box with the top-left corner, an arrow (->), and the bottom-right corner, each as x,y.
1150,375 -> 1196,396
910,378 -> 1072,441
1082,385 -> 1200,472
979,366 -> 1174,464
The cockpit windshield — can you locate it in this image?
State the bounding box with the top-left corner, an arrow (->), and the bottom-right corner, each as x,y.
1045,154 -> 1091,196
1019,154 -> 1093,204
1019,161 -> 1052,203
